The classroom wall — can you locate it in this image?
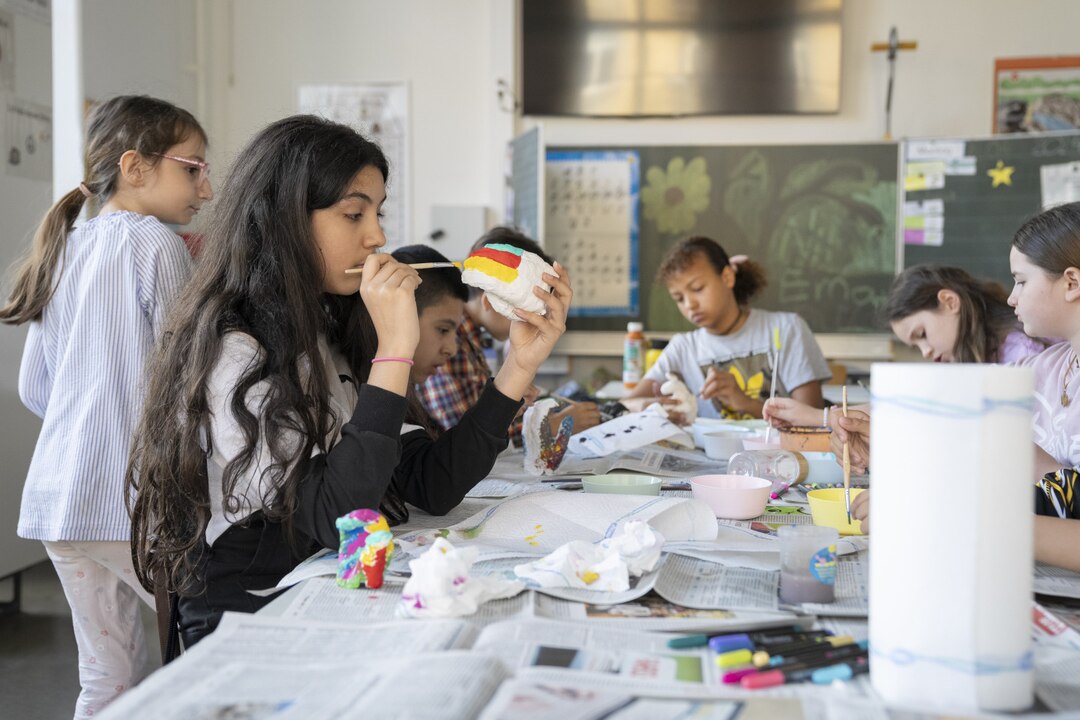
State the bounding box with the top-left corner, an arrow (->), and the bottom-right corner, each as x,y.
199,0 -> 511,246
528,0 -> 1080,145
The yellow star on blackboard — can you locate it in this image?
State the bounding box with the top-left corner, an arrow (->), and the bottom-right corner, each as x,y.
987,160 -> 1015,188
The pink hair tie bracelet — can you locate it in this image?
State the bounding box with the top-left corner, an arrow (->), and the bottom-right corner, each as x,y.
371,356 -> 414,366
729,254 -> 749,271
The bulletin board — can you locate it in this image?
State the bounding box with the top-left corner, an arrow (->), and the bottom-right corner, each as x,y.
901,131 -> 1080,288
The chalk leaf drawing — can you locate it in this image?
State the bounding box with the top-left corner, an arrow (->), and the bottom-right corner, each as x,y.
641,156 -> 711,235
723,151 -> 770,248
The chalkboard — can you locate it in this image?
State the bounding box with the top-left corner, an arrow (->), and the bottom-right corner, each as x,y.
902,131 -> 1080,288
548,144 -> 899,334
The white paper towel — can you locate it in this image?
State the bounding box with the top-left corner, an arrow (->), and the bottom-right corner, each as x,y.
869,364 -> 1034,712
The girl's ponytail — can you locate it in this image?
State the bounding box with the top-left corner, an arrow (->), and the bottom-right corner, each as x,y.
0,186 -> 88,324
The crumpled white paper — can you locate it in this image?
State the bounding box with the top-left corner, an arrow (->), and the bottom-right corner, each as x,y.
513,520 -> 665,592
660,372 -> 698,424
397,538 -> 523,618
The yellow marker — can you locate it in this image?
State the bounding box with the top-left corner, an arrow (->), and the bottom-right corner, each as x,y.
773,326 -> 782,350
715,648 -> 753,669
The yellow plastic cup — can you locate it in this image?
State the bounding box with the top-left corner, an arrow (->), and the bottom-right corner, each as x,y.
806,488 -> 866,536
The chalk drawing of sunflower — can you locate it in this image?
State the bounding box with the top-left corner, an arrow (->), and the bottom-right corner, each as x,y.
641,156 -> 711,235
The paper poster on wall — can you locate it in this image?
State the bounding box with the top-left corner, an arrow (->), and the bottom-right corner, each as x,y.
1041,161 -> 1080,209
995,57 -> 1080,133
5,96 -> 50,182
298,83 -> 410,250
544,150 -> 639,316
0,8 -> 14,92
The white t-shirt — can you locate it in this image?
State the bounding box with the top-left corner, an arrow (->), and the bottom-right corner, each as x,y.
1012,341 -> 1080,467
643,309 -> 831,419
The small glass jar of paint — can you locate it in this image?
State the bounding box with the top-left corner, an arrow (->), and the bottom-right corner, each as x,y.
778,525 -> 838,604
727,450 -> 808,485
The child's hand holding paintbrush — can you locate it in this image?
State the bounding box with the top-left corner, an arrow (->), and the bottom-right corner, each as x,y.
829,408 -> 871,475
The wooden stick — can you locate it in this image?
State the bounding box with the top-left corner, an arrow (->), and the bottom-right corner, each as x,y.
842,385 -> 852,525
764,328 -> 782,443
344,261 -> 461,275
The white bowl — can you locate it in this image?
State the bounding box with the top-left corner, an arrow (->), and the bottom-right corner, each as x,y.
701,431 -> 747,462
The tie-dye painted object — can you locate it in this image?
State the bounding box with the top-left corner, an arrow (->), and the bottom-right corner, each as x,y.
461,243 -> 557,320
335,509 -> 394,589
522,398 -> 573,475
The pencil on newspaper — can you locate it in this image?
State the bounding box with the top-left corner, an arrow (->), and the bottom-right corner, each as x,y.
842,385 -> 852,525
344,261 -> 461,275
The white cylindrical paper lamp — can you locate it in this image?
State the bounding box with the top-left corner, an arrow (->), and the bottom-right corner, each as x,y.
869,364 -> 1033,712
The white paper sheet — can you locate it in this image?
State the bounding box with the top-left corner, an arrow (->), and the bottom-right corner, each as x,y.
395,491 -> 717,561
566,409 -> 693,458
869,364 -> 1034,712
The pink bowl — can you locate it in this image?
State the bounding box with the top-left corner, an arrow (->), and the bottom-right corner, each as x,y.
690,474 -> 772,520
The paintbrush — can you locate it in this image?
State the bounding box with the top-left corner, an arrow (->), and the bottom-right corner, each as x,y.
842,385 -> 852,525
764,327 -> 782,444
344,261 -> 462,275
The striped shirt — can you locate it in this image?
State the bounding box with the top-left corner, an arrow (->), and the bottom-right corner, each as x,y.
17,211 -> 192,541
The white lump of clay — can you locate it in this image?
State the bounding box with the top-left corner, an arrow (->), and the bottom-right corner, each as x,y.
397,538 -> 523,618
660,372 -> 698,423
461,243 -> 557,320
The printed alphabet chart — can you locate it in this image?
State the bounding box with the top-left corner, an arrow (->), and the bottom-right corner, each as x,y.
544,151 -> 639,316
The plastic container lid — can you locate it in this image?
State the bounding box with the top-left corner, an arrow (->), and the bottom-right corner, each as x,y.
627,322 -> 644,332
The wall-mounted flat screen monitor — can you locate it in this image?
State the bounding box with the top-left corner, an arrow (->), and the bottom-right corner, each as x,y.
523,0 -> 843,117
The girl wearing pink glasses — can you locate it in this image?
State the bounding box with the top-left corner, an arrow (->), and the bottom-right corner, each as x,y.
0,94 -> 211,717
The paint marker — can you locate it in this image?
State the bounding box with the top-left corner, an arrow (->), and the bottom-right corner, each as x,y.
715,648 -> 754,669
667,624 -> 811,650
742,655 -> 869,690
757,634 -> 853,656
730,643 -> 866,683
707,630 -> 829,654
756,637 -> 857,666
771,482 -> 794,500
765,641 -> 868,670
812,660 -> 870,684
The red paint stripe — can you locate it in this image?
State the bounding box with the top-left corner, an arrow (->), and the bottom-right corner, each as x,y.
470,246 -> 522,268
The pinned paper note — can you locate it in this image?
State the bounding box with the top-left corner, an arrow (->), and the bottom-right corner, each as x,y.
904,173 -> 946,192
907,139 -> 966,161
1041,161 -> 1080,209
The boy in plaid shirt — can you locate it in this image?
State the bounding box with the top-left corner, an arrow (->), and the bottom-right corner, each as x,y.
419,228 -> 600,441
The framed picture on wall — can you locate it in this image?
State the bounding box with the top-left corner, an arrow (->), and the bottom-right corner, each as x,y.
994,56 -> 1080,133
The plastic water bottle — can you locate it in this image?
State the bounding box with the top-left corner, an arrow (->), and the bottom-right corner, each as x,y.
623,321 -> 645,389
727,450 -> 808,484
